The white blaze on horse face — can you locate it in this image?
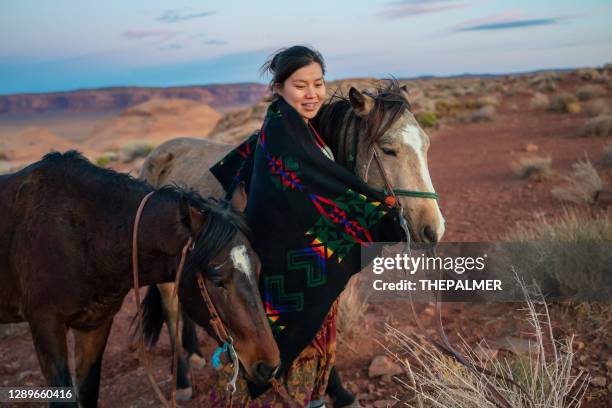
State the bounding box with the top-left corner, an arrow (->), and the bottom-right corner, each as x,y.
230,245 -> 253,280
400,124 -> 435,192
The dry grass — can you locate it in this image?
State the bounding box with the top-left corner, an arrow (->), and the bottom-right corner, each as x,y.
529,93 -> 549,110
584,99 -> 611,117
383,280 -> 588,407
510,155 -> 552,179
551,159 -> 603,204
548,93 -> 580,114
580,114 -> 612,137
575,84 -> 606,101
337,274 -> 369,341
118,141 -> 155,163
503,209 -> 612,298
457,106 -> 496,123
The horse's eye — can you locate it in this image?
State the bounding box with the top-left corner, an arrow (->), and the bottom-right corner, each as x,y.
212,279 -> 226,289
381,147 -> 398,157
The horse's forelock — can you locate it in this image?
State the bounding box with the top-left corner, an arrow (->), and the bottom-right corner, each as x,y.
179,193 -> 250,284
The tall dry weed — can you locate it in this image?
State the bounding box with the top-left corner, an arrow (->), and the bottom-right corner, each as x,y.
551,158 -> 603,204
382,279 -> 588,407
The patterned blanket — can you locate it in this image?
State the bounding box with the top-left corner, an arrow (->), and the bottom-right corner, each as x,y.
210,96 -> 404,397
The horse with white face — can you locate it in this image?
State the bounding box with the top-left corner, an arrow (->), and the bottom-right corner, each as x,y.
316,82 -> 444,243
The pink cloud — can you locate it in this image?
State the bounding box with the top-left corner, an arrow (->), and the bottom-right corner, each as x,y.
379,0 -> 472,19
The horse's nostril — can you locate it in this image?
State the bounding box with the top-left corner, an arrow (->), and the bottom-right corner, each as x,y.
253,361 -> 276,383
422,225 -> 437,243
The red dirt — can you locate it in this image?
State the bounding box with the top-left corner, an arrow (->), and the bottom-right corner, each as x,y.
1,74 -> 610,407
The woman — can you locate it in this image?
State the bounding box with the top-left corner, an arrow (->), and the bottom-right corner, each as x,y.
209,46 -> 402,407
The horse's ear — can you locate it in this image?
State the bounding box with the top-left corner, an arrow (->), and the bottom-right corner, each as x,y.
230,181 -> 248,213
349,87 -> 375,117
180,197 -> 207,236
141,151 -> 173,185
400,84 -> 410,102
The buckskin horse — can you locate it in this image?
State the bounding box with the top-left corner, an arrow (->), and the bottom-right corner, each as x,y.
0,151 -> 280,407
139,81 -> 445,402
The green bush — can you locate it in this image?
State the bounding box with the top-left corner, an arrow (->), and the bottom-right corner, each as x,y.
415,111 -> 439,129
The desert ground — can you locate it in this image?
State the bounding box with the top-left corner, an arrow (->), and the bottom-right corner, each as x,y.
1,67 -> 611,407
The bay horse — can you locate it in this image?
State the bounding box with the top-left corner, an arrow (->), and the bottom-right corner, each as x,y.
0,151 -> 279,407
139,81 -> 445,401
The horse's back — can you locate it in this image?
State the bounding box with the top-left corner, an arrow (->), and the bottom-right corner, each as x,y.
141,137 -> 234,195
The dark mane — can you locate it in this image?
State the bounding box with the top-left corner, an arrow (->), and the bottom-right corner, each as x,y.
42,151 -> 247,282
41,150 -> 152,194
314,79 -> 410,169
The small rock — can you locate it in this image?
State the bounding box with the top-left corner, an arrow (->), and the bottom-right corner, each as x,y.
590,376 -> 607,387
574,340 -> 585,351
368,355 -> 403,378
358,393 -> 373,401
525,143 -> 539,152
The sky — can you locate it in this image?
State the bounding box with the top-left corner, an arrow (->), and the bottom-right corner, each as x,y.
1,0 -> 611,95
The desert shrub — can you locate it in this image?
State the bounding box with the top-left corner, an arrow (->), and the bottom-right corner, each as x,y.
384,281 -> 588,407
577,68 -> 601,82
434,99 -> 459,116
337,275 -> 368,341
537,80 -> 557,93
503,209 -> 612,298
584,99 -> 610,117
576,84 -> 606,101
457,106 -> 496,123
118,141 -> 154,163
551,159 -> 603,204
601,144 -> 612,167
96,152 -> 118,167
416,111 -> 439,129
477,95 -> 500,107
529,93 -> 549,110
510,155 -> 552,178
580,114 -> 612,137
548,93 -> 580,113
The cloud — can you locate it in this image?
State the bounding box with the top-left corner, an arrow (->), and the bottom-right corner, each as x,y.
457,18 -> 559,31
203,39 -> 227,45
158,10 -> 216,23
379,0 -> 471,19
159,43 -> 183,50
122,29 -> 176,40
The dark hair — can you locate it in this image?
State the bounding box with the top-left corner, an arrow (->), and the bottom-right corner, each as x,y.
260,45 -> 326,92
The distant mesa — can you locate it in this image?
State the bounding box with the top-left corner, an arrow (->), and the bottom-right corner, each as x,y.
0,83 -> 268,116
85,98 -> 222,151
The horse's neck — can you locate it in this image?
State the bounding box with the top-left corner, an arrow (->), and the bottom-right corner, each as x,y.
322,107 -> 356,172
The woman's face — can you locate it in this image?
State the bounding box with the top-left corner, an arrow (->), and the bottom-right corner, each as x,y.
275,62 -> 326,121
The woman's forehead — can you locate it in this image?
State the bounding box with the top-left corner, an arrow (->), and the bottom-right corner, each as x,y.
288,63 -> 324,82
